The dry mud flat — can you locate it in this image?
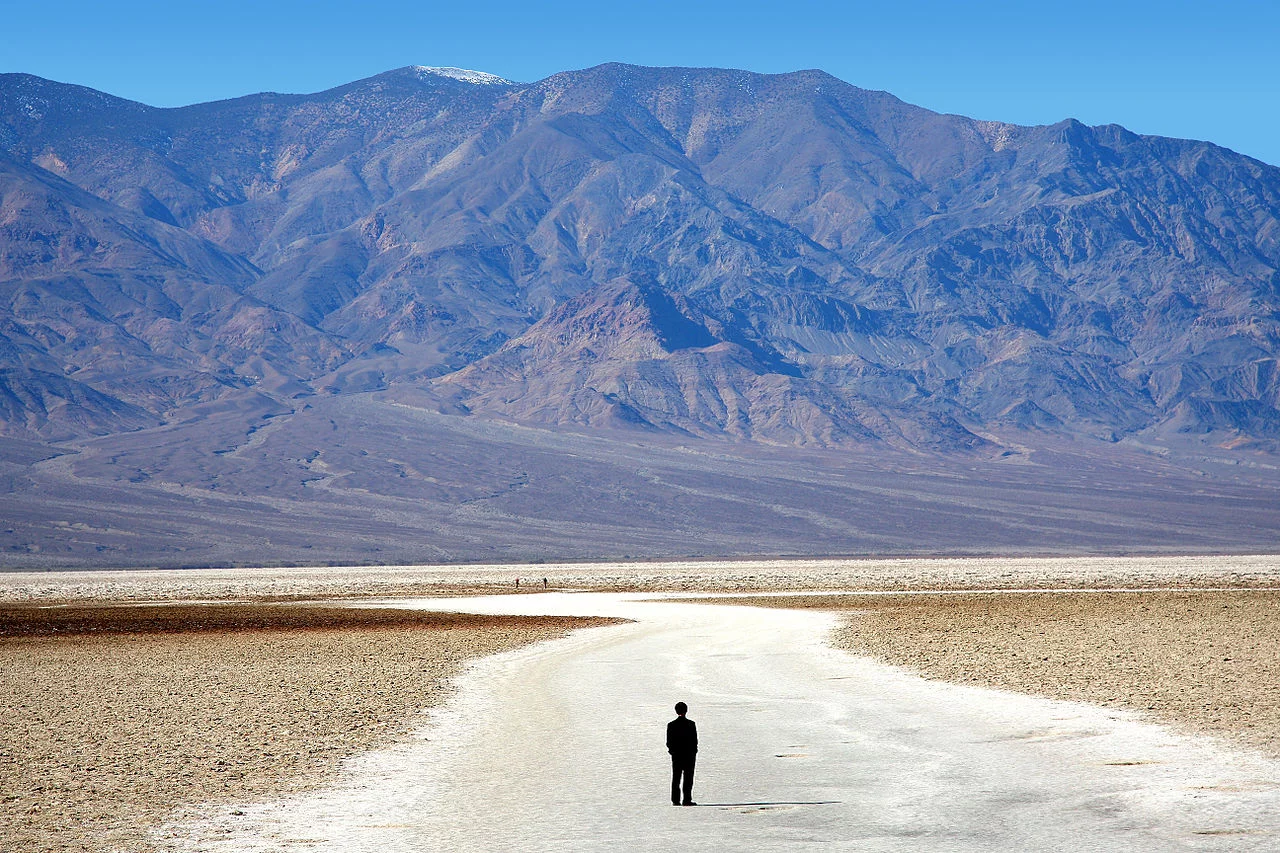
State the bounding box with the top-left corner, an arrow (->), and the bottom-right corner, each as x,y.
3,555 -> 1279,851
0,604 -> 608,853
739,589 -> 1280,756
164,589 -> 1280,851
4,554 -> 1280,602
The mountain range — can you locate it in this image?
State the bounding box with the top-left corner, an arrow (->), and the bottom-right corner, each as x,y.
1,64 -> 1278,567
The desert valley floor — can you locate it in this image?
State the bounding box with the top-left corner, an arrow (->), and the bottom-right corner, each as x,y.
3,556 -> 1280,851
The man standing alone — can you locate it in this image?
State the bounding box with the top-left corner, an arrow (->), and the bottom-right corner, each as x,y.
666,701 -> 698,806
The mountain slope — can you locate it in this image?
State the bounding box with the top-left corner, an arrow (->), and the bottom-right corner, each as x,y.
1,65 -> 1278,450
0,150 -> 348,439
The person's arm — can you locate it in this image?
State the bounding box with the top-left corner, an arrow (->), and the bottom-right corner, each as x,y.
666,720 -> 674,754
692,721 -> 698,753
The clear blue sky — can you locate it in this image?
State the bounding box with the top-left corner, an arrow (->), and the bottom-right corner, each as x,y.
3,0 -> 1278,165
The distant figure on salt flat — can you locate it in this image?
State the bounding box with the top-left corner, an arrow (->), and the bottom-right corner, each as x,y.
667,701 -> 698,806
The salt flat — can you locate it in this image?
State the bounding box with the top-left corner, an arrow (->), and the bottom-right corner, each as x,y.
6,554 -> 1280,602
158,592 -> 1280,852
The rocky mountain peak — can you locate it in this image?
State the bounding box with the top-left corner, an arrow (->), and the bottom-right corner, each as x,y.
409,66 -> 514,86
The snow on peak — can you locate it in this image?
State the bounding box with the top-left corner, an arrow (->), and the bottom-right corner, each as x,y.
412,66 -> 511,86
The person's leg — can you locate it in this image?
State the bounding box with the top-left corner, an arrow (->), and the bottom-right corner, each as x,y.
682,756 -> 696,804
671,756 -> 682,804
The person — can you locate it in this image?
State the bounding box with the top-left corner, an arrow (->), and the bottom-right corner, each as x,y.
666,701 -> 698,806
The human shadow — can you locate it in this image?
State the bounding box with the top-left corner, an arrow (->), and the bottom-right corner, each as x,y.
694,801 -> 840,807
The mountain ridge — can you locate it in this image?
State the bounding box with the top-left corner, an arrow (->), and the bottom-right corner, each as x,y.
1,63 -> 1278,452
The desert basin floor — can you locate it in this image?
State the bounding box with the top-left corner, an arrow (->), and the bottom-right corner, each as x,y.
158,592 -> 1280,852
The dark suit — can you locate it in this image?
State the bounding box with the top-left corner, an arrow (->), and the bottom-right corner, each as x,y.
666,715 -> 698,804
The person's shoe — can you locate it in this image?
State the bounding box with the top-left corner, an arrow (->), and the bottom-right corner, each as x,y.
682,801 -> 696,806
672,801 -> 680,806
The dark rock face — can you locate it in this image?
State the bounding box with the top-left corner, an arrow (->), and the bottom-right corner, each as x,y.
2,64 -> 1279,449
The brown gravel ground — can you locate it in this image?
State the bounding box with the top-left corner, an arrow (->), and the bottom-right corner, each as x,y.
730,589 -> 1280,757
0,604 -> 611,853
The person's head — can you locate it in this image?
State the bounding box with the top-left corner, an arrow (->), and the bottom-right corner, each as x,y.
675,701 -> 688,716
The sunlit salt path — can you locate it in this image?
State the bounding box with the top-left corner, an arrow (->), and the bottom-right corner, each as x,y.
160,592 -> 1280,852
